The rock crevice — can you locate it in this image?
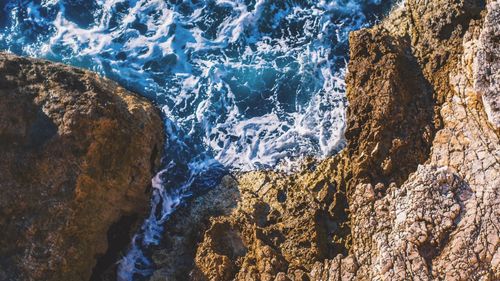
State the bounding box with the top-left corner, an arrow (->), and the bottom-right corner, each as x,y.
148,0 -> 499,280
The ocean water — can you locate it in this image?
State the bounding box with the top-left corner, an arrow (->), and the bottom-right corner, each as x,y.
0,0 -> 394,279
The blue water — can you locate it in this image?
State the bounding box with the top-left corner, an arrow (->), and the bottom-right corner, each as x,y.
0,0 -> 394,279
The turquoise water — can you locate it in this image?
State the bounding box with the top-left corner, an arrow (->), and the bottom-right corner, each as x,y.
0,0 -> 394,279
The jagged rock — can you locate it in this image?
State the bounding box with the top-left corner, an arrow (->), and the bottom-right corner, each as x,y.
149,0 -> 499,280
149,176 -> 241,280
345,27 -> 434,189
151,158 -> 352,281
316,0 -> 500,280
475,1 -> 500,129
0,53 -> 164,281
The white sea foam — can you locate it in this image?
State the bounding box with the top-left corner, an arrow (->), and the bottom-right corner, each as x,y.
0,0 -> 393,279
0,0 -> 385,171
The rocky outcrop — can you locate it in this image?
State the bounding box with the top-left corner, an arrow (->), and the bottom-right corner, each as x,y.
149,0 -> 499,280
150,157 -> 352,281
475,1 -> 500,129
0,53 -> 164,281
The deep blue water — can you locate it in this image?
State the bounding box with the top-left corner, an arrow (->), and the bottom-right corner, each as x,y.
0,0 -> 394,279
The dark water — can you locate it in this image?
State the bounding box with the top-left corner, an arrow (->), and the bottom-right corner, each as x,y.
0,0 -> 395,279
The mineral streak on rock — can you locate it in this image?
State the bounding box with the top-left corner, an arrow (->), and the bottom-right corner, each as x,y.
149,0 -> 499,280
0,53 -> 164,281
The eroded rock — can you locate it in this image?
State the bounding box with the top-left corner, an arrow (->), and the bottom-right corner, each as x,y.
149,0 -> 499,280
475,1 -> 500,129
151,159 -> 351,281
0,53 -> 164,281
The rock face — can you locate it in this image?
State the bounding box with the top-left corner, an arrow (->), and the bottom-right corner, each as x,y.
149,0 -> 499,280
0,53 -> 164,281
475,0 -> 500,129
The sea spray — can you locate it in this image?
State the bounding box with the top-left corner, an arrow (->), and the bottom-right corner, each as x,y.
0,0 -> 394,279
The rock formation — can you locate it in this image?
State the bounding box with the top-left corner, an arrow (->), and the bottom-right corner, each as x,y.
149,0 -> 499,280
0,53 -> 164,281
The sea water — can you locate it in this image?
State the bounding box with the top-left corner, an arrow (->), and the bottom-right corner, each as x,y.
0,0 -> 394,279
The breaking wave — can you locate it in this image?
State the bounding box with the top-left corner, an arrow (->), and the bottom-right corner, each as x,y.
0,0 -> 394,279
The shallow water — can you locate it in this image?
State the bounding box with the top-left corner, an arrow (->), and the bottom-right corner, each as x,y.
0,0 -> 394,279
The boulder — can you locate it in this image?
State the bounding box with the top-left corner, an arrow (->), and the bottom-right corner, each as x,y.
0,53 -> 164,281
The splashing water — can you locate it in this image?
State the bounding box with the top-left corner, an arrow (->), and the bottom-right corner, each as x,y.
0,0 -> 394,279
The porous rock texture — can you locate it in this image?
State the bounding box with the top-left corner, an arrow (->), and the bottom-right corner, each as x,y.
149,0 -> 499,280
0,53 -> 164,281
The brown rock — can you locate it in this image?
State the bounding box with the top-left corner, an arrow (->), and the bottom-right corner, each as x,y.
0,53 -> 164,281
320,0 -> 500,280
345,27 -> 435,188
150,158 -> 351,281
148,0 -> 499,280
149,176 -> 241,281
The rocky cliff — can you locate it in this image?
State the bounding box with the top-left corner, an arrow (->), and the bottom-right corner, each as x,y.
149,0 -> 499,280
0,53 -> 164,281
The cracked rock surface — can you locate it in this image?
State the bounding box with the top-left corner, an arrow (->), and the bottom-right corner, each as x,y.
149,0 -> 499,280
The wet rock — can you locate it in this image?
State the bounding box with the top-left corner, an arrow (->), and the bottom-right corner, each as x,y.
149,176 -> 240,281
150,0 -> 499,280
149,157 -> 352,280
0,53 -> 164,281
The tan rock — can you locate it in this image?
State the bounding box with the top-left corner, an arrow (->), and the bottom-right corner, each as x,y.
148,0 -> 499,280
